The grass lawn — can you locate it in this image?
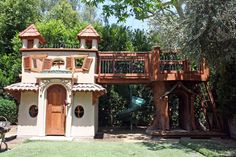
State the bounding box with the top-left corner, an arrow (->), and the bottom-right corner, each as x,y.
1,139 -> 236,157
0,140 -> 204,157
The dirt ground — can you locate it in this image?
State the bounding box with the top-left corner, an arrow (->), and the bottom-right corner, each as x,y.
4,125 -> 26,150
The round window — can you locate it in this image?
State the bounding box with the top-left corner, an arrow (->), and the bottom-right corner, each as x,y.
74,105 -> 84,118
29,105 -> 38,118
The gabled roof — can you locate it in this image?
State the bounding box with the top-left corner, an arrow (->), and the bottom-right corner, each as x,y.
19,24 -> 45,44
160,82 -> 196,98
77,25 -> 100,41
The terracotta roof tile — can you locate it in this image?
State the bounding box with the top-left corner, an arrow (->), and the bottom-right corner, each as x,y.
72,83 -> 106,92
19,24 -> 45,44
4,83 -> 39,91
77,25 -> 100,40
5,83 -> 106,93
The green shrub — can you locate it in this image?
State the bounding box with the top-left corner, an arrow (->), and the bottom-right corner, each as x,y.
0,98 -> 17,124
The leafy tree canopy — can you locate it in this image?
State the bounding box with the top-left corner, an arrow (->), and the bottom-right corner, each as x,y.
45,0 -> 82,27
182,0 -> 236,66
82,0 -> 185,21
0,0 -> 41,53
41,0 -> 81,13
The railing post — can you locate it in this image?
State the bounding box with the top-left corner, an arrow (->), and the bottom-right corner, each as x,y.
144,54 -> 149,77
183,60 -> 190,72
112,54 -> 115,74
152,46 -> 161,80
149,53 -> 152,79
97,54 -> 101,82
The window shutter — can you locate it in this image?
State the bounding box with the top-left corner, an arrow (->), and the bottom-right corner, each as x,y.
82,58 -> 93,71
42,58 -> 52,70
28,40 -> 34,48
66,57 -> 73,70
24,56 -> 31,70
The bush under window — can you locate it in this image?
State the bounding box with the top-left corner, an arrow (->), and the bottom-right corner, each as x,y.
0,98 -> 17,124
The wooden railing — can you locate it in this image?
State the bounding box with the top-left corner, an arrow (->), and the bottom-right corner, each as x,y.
159,60 -> 187,72
97,49 -> 209,83
97,52 -> 150,83
152,47 -> 209,81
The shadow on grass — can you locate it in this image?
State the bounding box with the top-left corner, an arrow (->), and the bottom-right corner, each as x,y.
180,139 -> 236,157
140,141 -> 196,154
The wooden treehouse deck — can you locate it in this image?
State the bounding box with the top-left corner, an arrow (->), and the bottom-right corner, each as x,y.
97,47 -> 209,84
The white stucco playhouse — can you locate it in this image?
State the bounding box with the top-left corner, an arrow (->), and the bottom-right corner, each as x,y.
5,24 -> 106,138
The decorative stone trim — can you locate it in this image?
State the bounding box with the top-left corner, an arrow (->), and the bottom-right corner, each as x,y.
39,79 -> 72,97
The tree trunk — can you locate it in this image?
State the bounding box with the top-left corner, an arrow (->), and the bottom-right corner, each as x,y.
148,82 -> 169,130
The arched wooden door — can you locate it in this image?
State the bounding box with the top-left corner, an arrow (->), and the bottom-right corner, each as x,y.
46,85 -> 66,135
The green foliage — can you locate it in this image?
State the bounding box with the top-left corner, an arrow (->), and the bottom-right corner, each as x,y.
182,0 -> 236,120
194,95 -> 205,124
182,0 -> 236,67
0,54 -> 21,97
37,19 -> 86,47
99,24 -> 152,51
81,5 -> 98,24
131,85 -> 154,126
45,0 -> 81,27
216,59 -> 236,118
99,24 -> 134,51
41,0 -> 81,13
0,98 -> 17,124
36,19 -> 105,48
0,0 -> 41,52
130,29 -> 152,51
99,84 -> 154,127
82,0 -> 183,21
168,95 -> 180,129
75,58 -> 84,68
99,85 -> 127,126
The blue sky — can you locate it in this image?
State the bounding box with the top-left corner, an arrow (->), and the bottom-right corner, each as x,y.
107,16 -> 149,30
96,3 -> 149,30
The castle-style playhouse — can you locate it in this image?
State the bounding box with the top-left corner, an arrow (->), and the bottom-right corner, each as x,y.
5,24 -> 222,138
